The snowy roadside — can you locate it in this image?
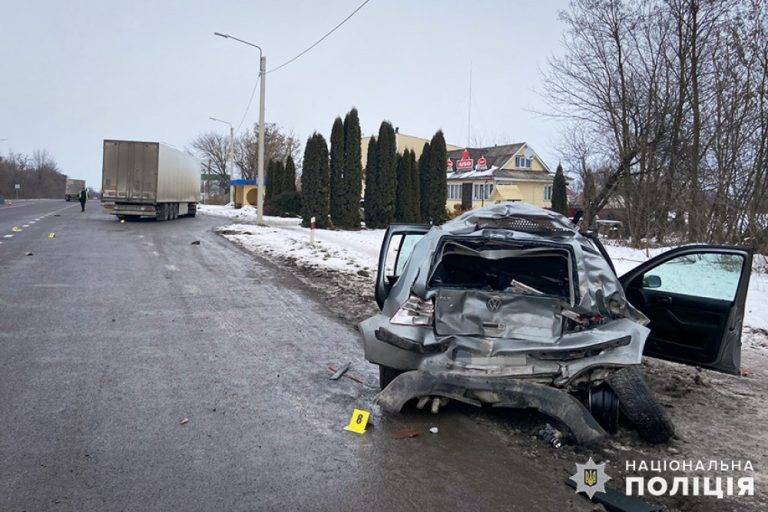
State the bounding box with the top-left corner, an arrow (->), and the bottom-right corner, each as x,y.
199,203 -> 768,333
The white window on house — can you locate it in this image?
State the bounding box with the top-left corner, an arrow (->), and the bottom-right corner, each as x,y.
447,183 -> 462,200
515,156 -> 532,168
544,185 -> 553,201
472,183 -> 494,200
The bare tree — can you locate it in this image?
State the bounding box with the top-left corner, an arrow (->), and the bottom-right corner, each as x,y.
191,132 -> 232,188
545,0 -> 768,250
234,123 -> 301,181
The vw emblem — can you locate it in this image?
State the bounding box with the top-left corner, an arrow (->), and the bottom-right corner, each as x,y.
487,296 -> 502,312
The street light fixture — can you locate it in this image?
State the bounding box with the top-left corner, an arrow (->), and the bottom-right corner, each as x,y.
209,117 -> 236,205
214,31 -> 266,224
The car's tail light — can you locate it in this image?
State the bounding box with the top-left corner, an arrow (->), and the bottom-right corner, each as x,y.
391,294 -> 434,326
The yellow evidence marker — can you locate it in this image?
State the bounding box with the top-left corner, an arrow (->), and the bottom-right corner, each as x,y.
48,232 -> 56,238
343,408 -> 371,434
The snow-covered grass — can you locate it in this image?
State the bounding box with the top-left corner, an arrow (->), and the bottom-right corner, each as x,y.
199,204 -> 768,331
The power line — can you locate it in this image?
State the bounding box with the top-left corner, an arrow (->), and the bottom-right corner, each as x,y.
267,0 -> 372,74
233,0 -> 373,134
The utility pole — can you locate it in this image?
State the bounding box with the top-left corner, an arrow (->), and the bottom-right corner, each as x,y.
256,55 -> 266,224
213,32 -> 266,224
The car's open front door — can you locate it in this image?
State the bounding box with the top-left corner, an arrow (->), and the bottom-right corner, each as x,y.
619,245 -> 753,374
375,224 -> 430,309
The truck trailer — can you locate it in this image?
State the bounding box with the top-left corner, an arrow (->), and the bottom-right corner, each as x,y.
101,140 -> 201,221
65,179 -> 86,201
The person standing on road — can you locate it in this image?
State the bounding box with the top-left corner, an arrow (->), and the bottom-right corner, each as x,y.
79,188 -> 87,212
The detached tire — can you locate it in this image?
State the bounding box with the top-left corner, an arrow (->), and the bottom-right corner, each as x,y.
378,365 -> 403,390
607,367 -> 675,444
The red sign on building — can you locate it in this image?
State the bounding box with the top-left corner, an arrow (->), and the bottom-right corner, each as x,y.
476,156 -> 488,171
456,149 -> 473,171
447,158 -> 453,172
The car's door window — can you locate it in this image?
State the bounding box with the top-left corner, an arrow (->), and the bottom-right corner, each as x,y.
385,233 -> 424,279
642,252 -> 744,301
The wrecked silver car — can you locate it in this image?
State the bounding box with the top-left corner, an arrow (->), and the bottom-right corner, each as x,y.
360,203 -> 753,445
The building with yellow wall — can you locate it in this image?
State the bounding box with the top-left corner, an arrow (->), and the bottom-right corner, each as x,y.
360,131 -> 461,169
446,143 -> 553,213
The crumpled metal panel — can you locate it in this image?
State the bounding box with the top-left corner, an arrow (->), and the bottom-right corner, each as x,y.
434,289 -> 563,342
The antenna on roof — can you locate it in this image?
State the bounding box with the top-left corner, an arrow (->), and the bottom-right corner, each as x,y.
467,64 -> 472,147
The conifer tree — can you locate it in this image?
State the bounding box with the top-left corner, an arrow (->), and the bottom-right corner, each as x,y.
551,163 -> 568,216
340,108 -> 362,229
426,130 -> 448,224
362,136 -> 377,227
329,116 -> 345,225
395,152 -> 408,222
418,142 -> 431,221
301,133 -> 330,228
364,121 -> 397,228
408,149 -> 421,222
265,159 -> 275,203
284,155 -> 296,193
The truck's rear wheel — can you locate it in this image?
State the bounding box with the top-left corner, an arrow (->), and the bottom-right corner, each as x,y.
188,203 -> 197,217
156,204 -> 166,221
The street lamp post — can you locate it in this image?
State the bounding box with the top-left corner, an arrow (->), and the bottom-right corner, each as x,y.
214,32 -> 266,224
209,117 -> 235,205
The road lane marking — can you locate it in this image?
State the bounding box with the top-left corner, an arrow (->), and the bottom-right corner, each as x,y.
3,234 -> 13,238
22,224 -> 29,227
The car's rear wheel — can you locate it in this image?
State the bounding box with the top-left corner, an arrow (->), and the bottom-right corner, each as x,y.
607,366 -> 675,444
378,365 -> 403,390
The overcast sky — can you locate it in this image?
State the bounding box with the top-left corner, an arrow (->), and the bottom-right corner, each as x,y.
0,0 -> 569,188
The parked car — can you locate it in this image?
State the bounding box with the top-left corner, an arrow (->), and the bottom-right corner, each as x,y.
360,202 -> 753,445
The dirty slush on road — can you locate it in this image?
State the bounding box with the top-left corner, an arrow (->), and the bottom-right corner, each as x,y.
216,224 -> 767,512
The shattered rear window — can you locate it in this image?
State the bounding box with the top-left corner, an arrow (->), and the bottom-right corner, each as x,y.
428,239 -> 573,300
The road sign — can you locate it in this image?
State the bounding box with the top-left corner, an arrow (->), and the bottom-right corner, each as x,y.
476,156 -> 488,171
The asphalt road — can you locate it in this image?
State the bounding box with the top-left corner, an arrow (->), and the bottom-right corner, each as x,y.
0,201 -> 593,511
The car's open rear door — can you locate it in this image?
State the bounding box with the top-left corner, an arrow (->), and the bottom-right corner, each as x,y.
375,224 -> 430,309
619,245 -> 752,375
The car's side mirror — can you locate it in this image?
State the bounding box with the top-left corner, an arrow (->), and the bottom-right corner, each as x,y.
643,274 -> 662,288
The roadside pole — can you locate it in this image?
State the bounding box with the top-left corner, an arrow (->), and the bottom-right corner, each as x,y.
228,124 -> 235,206
256,55 -> 266,224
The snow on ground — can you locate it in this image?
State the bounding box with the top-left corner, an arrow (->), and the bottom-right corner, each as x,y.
199,204 -> 768,331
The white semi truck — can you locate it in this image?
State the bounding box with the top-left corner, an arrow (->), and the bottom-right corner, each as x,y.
101,140 -> 201,221
65,179 -> 86,201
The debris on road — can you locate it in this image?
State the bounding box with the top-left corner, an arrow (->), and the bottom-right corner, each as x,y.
326,364 -> 365,385
12,226 -> 22,232
390,427 -> 420,439
48,232 -> 56,238
537,423 -> 563,448
179,417 -> 189,425
329,362 -> 351,380
429,426 -> 439,434
25,252 -> 33,256
191,240 -> 201,245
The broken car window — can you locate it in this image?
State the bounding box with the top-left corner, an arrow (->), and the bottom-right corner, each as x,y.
428,239 -> 573,300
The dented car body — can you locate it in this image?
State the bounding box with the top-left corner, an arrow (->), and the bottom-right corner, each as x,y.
360,203 -> 753,444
